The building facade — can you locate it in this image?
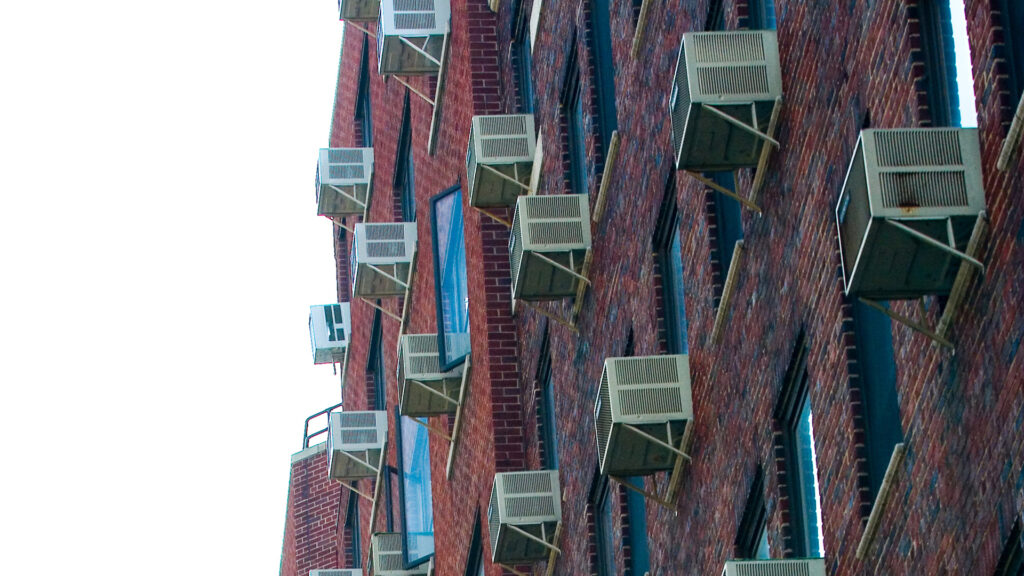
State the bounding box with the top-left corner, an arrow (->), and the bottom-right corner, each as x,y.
281,0 -> 1024,574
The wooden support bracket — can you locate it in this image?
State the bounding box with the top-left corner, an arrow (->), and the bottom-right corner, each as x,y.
592,130 -> 620,222
445,355 -> 471,479
856,443 -> 906,559
711,240 -> 745,344
998,93 -> 1024,171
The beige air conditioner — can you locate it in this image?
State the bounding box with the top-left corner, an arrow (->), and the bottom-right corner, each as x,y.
836,128 -> 986,299
397,334 -> 465,416
509,194 -> 592,301
352,222 -> 417,298
310,570 -> 363,576
670,30 -> 782,171
317,148 -> 373,218
309,303 -> 351,365
466,114 -> 536,207
722,558 -> 825,576
369,533 -> 429,575
488,470 -> 561,565
594,355 -> 693,476
377,0 -> 450,75
338,0 -> 380,22
328,411 -> 388,481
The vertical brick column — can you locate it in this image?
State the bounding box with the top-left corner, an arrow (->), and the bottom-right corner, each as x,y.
280,444 -> 344,576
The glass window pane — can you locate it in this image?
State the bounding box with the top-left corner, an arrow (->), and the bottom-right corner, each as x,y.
796,396 -> 825,557
948,0 -> 978,127
541,369 -> 559,469
755,523 -> 770,559
626,478 -> 650,574
853,300 -> 901,499
570,90 -> 588,194
431,186 -> 471,368
596,488 -> 615,575
399,416 -> 434,564
667,226 -> 689,354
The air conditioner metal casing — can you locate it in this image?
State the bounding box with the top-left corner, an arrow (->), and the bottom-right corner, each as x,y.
509,194 -> 592,301
338,0 -> 380,21
722,558 -> 826,576
376,0 -> 450,75
317,148 -> 374,218
310,570 -> 363,576
370,533 -> 429,575
467,114 -> 536,207
836,128 -> 986,300
594,355 -> 693,476
488,470 -> 561,565
310,303 -> 352,365
352,222 -> 417,298
328,411 -> 388,481
397,334 -> 465,416
670,30 -> 782,171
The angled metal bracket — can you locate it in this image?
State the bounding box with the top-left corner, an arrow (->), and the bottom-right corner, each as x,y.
445,354 -> 471,478
711,240 -> 745,344
610,419 -> 694,511
495,520 -> 563,576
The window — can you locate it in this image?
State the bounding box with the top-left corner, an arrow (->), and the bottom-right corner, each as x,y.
512,0 -> 534,113
591,473 -> 615,576
999,0 -> 1024,103
396,95 -> 416,222
625,486 -> 650,575
853,300 -> 903,501
344,492 -> 362,568
773,335 -> 824,558
748,0 -> 776,29
735,468 -> 770,559
712,173 -> 743,306
918,0 -> 978,127
396,411 -> 434,567
368,309 -> 385,410
706,0 -> 725,31
356,36 -> 373,147
465,513 -> 486,576
995,518 -> 1023,576
563,47 -> 587,194
536,330 -> 559,470
430,184 -> 470,370
654,176 -> 689,355
589,0 -> 618,153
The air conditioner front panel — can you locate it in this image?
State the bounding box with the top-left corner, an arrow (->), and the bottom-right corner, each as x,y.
377,0 -> 449,75
353,223 -> 416,297
468,115 -> 536,207
310,303 -> 351,364
372,532 -> 429,575
317,149 -> 373,216
328,411 -> 387,481
339,0 -> 380,21
510,195 -> 591,300
722,558 -> 826,576
490,470 -> 561,564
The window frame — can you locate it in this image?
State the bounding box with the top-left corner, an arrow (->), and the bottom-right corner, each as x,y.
562,45 -> 588,195
735,467 -> 769,560
918,0 -> 962,126
512,0 -> 535,113
999,0 -> 1024,103
711,172 -> 743,306
394,408 -> 435,569
654,175 -> 689,355
355,36 -> 373,147
430,183 -> 471,372
367,308 -> 385,410
395,94 -> 416,222
591,473 -> 616,576
536,329 -> 559,470
747,0 -> 777,30
344,492 -> 362,568
464,512 -> 486,576
994,517 -> 1023,576
588,0 -> 618,153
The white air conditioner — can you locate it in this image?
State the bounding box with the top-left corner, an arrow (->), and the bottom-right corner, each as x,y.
310,570 -> 363,576
670,30 -> 782,171
836,128 -> 986,299
328,411 -> 388,481
594,355 -> 693,476
509,194 -> 592,301
467,114 -> 536,207
397,334 -> 465,416
370,533 -> 430,575
722,558 -> 825,576
310,303 -> 352,365
339,0 -> 380,22
488,470 -> 561,565
317,148 -> 374,218
376,0 -> 450,75
352,222 -> 417,298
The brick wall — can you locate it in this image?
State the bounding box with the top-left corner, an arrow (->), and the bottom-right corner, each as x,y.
279,444 -> 344,576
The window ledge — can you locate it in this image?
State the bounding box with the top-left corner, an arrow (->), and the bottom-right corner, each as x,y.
997,93 -> 1024,171
856,442 -> 907,559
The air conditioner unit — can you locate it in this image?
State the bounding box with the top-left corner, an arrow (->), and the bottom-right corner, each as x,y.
509,194 -> 592,301
370,533 -> 430,575
670,30 -> 782,171
352,222 -> 417,298
338,0 -> 380,22
309,303 -> 352,365
328,411 -> 388,481
376,0 -> 450,75
310,570 -> 363,576
488,470 -> 561,564
594,355 -> 693,476
466,114 -> 536,207
836,128 -> 986,299
722,558 -> 825,576
317,148 -> 374,218
397,334 -> 465,416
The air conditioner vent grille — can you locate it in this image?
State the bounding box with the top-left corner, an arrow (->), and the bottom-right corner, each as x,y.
479,115 -> 529,136
502,470 -> 553,494
527,221 -> 585,245
697,65 -> 770,97
509,214 -> 524,289
732,562 -> 810,576
328,149 -> 364,163
406,334 -> 438,354
365,224 -> 407,240
879,172 -> 969,208
612,356 -> 681,385
524,195 -> 582,219
618,387 -> 684,416
329,165 -> 365,180
394,0 -> 433,9
506,495 -> 556,518
409,355 -> 441,375
693,32 -> 765,62
339,412 -> 378,427
874,129 -> 962,167
671,50 -> 691,160
482,138 -> 530,159
395,13 -> 435,29
340,429 -> 379,444
595,370 -> 612,471
366,241 -> 408,258
487,484 -> 500,556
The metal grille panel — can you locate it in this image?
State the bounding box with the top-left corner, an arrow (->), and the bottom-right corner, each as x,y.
509,209 -> 524,292
393,0 -> 433,10
329,165 -> 365,180
365,223 -> 407,241
617,387 -> 685,416
481,137 -> 530,159
479,114 -> 528,136
366,241 -> 408,258
488,483 -> 501,557
409,355 -> 440,375
692,32 -> 765,63
340,429 -> 378,444
523,195 -> 583,219
395,13 -> 435,29
526,221 -> 585,246
671,43 -> 691,162
339,412 -> 377,427
612,356 -> 681,385
697,65 -> 770,97
879,172 -> 969,208
728,560 -> 813,576
505,495 -> 556,519
406,334 -> 438,354
874,129 -> 962,167
328,149 -> 364,163
466,124 -> 477,197
502,470 -> 553,494
595,370 -> 612,471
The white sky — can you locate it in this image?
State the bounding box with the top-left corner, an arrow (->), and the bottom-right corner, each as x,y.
0,2 -> 344,574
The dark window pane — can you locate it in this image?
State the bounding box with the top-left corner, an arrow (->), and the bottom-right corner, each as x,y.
735,469 -> 767,559
794,396 -> 824,557
512,1 -> 534,114
748,0 -> 777,29
397,415 -> 434,565
713,172 -> 743,277
431,186 -> 471,369
626,479 -> 650,574
594,479 -> 615,576
538,344 -> 559,469
569,84 -> 588,194
590,0 -> 617,151
1004,0 -> 1024,101
666,225 -> 690,354
356,37 -> 373,147
994,518 -> 1023,576
369,310 -> 385,410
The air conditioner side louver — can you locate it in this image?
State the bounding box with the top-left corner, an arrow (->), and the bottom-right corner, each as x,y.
328,411 -> 388,481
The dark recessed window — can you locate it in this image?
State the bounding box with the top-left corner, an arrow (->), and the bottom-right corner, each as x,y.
356,36 -> 373,147
396,409 -> 434,567
774,334 -> 824,558
368,309 -> 385,410
431,184 -> 470,370
464,512 -> 486,576
654,174 -> 689,355
344,492 -> 362,568
994,518 -> 1023,576
589,0 -> 618,153
563,47 -> 588,194
735,468 -> 770,559
591,473 -> 615,575
748,0 -> 777,29
999,0 -> 1024,103
396,95 -> 416,222
706,0 -> 725,31
712,173 -> 743,307
512,0 -> 534,113
625,484 -> 650,575
536,330 -> 559,470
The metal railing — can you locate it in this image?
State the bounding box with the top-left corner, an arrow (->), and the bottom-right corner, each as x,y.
303,401 -> 344,449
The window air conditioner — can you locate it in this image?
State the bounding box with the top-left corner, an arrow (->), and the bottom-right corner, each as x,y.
317,148 -> 374,218
310,570 -> 363,576
670,30 -> 782,171
338,0 -> 380,22
352,222 -> 417,298
509,194 -> 592,301
466,114 -> 536,207
309,303 -> 351,365
370,533 -> 429,575
397,334 -> 465,416
488,470 -> 561,564
836,128 -> 986,299
594,355 -> 693,476
376,0 -> 450,75
328,411 -> 388,481
722,558 -> 825,576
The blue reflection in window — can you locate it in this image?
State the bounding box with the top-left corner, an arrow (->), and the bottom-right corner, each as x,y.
667,223 -> 689,354
398,415 -> 434,565
431,185 -> 471,370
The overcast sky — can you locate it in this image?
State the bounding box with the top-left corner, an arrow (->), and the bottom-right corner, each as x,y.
0,2 -> 344,573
